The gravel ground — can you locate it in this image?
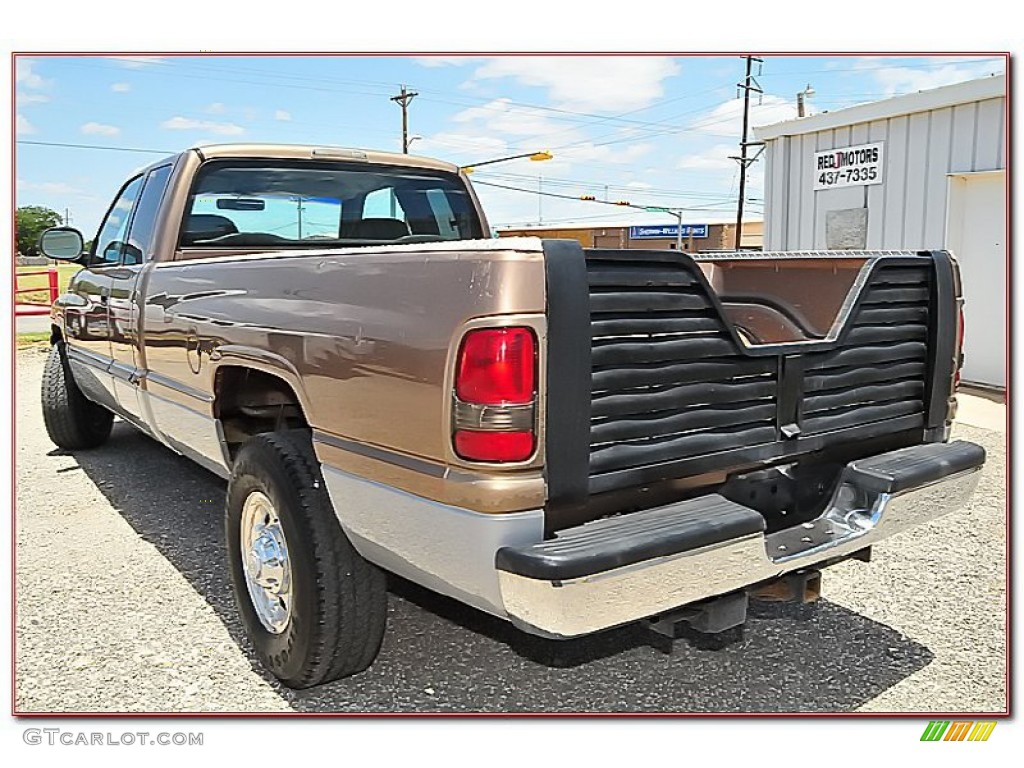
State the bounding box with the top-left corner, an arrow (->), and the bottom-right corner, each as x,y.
14,346 -> 1007,713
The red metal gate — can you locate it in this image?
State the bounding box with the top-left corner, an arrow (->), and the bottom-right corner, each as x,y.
15,267 -> 59,316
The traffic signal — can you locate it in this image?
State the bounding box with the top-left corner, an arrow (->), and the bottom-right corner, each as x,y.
614,200 -> 631,206
579,195 -> 596,201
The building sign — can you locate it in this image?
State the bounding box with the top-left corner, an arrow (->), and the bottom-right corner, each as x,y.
629,224 -> 709,239
814,141 -> 885,190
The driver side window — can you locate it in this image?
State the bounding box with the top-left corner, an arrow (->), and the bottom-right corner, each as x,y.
93,176 -> 144,265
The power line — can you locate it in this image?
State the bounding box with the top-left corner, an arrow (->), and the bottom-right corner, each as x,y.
14,138 -> 763,214
17,139 -> 174,155
30,55 -> 1006,162
472,179 -> 760,213
63,56 -> 735,143
84,55 -> 740,136
15,137 -> 760,207
755,55 -> 1005,78
476,170 -> 757,203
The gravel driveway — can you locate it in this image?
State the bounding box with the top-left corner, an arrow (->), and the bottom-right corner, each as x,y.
14,346 -> 1007,713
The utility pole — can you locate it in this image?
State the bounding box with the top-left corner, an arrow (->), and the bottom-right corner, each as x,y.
538,175 -> 543,224
63,207 -> 72,226
732,55 -> 763,250
390,85 -> 418,154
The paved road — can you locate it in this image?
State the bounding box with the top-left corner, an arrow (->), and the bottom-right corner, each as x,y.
15,309 -> 51,335
14,346 -> 1007,713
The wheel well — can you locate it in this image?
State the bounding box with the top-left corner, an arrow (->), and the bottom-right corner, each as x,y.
214,366 -> 310,458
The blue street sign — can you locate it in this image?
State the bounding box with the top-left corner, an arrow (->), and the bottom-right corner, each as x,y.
629,224 -> 709,239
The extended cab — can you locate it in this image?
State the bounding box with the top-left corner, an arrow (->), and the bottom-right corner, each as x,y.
39,143 -> 984,688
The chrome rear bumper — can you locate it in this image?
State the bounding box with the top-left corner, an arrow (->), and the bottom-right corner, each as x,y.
497,441 -> 984,638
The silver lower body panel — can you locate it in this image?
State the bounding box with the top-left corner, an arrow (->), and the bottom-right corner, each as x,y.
320,466 -> 544,616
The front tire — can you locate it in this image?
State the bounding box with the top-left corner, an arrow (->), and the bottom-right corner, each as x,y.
41,343 -> 114,450
226,430 -> 387,688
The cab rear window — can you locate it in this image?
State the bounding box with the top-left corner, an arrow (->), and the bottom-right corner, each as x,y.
180,159 -> 483,248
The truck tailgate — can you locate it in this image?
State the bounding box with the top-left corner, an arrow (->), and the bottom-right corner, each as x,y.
541,242 -> 959,530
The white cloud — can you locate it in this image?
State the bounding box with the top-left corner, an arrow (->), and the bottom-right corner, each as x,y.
870,61 -> 1005,96
453,98 -> 566,137
823,57 -> 1004,98
17,179 -> 81,196
689,94 -> 801,136
160,116 -> 245,135
110,82 -> 131,93
414,132 -> 510,161
415,56 -> 479,68
17,93 -> 50,105
678,143 -> 738,171
205,102 -> 227,114
16,59 -> 49,89
444,98 -> 653,173
468,56 -> 681,113
16,114 -> 35,135
553,141 -> 653,167
274,109 -> 292,121
108,56 -> 166,69
81,121 -> 121,137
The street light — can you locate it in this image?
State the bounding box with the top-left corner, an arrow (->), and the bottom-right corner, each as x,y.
797,84 -> 815,118
645,206 -> 686,251
462,151 -> 553,173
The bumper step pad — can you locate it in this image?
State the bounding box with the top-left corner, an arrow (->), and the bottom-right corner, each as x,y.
496,494 -> 764,580
846,440 -> 985,494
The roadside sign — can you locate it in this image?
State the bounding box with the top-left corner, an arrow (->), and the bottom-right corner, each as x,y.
629,224 -> 709,239
814,141 -> 885,190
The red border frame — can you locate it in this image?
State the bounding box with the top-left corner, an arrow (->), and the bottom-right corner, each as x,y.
10,50 -> 1012,718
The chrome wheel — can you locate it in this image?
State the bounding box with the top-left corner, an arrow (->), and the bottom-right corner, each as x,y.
240,491 -> 293,634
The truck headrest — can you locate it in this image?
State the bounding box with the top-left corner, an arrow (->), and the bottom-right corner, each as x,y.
183,213 -> 240,245
345,218 -> 410,240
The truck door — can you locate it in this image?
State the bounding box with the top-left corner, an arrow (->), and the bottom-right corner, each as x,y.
64,175 -> 144,410
106,164 -> 174,424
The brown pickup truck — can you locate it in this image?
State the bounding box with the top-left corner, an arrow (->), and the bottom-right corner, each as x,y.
38,143 -> 984,688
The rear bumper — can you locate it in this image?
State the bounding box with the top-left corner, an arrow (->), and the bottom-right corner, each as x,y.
496,440 -> 985,638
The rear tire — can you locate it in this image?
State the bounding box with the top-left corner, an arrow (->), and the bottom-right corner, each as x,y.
226,430 -> 387,688
41,343 -> 114,450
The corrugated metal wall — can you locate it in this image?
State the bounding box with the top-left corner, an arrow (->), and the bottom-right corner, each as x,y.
763,95 -> 1006,250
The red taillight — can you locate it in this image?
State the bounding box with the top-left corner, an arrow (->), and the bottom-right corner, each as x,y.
453,326 -> 537,462
453,430 -> 535,462
456,327 -> 536,405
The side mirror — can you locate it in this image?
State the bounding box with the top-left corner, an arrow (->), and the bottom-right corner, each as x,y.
39,227 -> 85,261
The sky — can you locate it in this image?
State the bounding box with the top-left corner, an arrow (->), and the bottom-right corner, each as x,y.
14,53 -> 1006,238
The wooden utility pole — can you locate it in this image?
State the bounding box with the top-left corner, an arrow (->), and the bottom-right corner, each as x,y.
390,85 -> 419,154
733,56 -> 763,250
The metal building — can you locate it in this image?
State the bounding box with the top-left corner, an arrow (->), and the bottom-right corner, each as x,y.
755,74 -> 1006,388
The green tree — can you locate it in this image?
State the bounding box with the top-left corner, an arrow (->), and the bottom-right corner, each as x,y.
15,205 -> 63,259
